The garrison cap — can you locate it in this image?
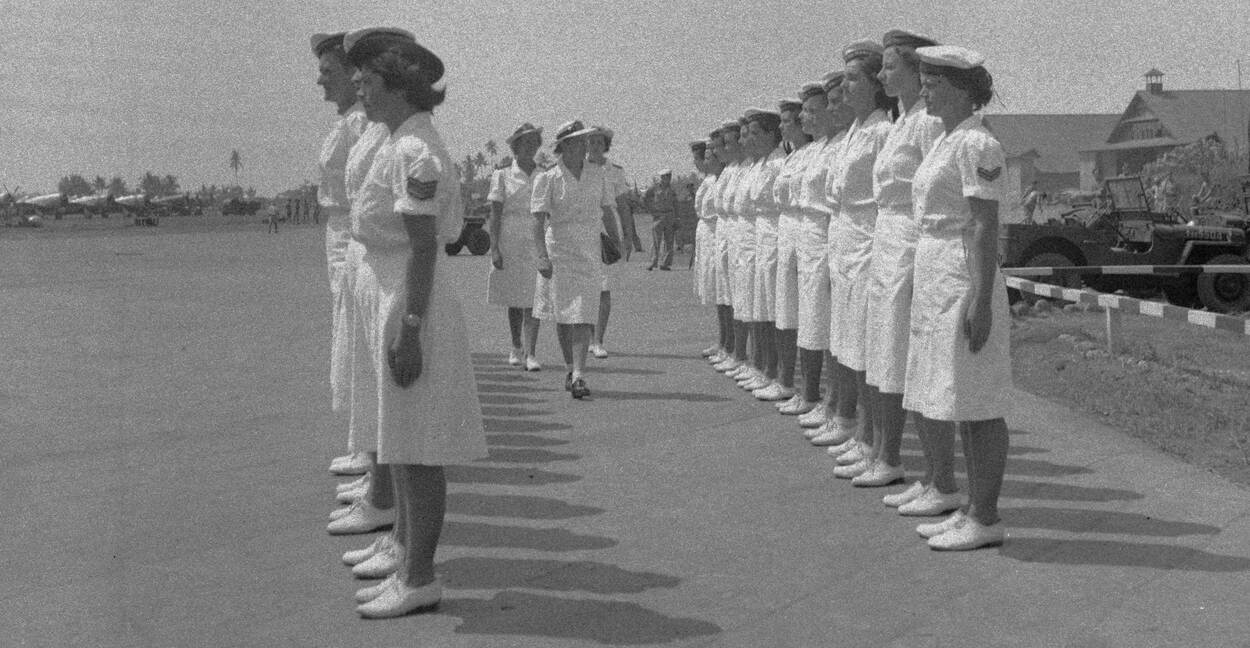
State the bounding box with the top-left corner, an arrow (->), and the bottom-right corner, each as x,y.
690,141 -> 708,152
742,108 -> 777,119
800,82 -> 826,101
505,122 -> 543,145
882,29 -> 939,50
916,45 -> 985,70
720,120 -> 742,132
822,70 -> 846,91
310,32 -> 345,57
659,169 -> 672,176
842,39 -> 885,62
344,27 -> 445,83
778,99 -> 803,114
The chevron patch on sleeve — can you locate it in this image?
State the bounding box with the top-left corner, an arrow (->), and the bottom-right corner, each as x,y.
976,166 -> 1002,181
406,177 -> 437,201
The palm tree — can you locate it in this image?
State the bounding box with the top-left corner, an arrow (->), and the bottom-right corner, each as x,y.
93,176 -> 107,193
229,150 -> 243,185
485,139 -> 498,167
473,152 -> 488,176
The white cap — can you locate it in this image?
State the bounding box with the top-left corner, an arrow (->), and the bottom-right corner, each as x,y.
916,45 -> 985,69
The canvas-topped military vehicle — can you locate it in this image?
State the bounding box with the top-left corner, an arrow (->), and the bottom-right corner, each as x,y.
1000,176 -> 1250,312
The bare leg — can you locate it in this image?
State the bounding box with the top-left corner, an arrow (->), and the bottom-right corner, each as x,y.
733,321 -> 751,363
366,455 -> 394,510
756,323 -> 778,379
918,415 -> 959,494
963,418 -> 1009,526
556,324 -> 574,370
571,323 -> 592,379
506,307 -> 523,349
799,348 -> 823,402
777,329 -> 798,389
876,392 -> 907,467
594,291 -> 610,345
719,305 -> 735,351
392,464 -> 446,587
522,309 -> 540,358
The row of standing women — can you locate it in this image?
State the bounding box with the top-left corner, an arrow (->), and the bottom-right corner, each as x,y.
690,32 -> 1013,551
314,27 -> 486,618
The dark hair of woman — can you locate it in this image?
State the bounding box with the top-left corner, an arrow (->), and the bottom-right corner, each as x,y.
361,45 -> 446,111
746,113 -> 783,146
919,63 -> 995,110
847,51 -> 898,118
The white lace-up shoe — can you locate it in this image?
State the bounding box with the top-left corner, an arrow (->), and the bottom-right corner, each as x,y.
882,481 -> 926,508
916,510 -> 969,538
832,458 -> 871,479
797,407 -> 829,429
899,487 -> 963,517
326,500 -> 395,535
329,452 -> 371,476
851,461 -> 905,487
928,518 -> 1005,550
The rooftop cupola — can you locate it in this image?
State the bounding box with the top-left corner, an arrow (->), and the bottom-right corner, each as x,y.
1144,68 -> 1164,94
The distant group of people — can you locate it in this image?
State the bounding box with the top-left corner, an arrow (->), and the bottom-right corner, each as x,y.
688,32 -> 1013,552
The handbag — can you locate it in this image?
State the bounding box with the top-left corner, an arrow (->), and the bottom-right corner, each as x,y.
600,233 -> 621,265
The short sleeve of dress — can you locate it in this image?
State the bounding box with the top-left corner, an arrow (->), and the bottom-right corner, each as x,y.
391,139 -> 443,216
600,177 -> 613,209
531,169 -> 552,215
487,169 -> 506,204
957,132 -> 1006,202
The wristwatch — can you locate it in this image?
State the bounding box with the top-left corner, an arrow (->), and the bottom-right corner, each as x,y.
401,313 -> 422,328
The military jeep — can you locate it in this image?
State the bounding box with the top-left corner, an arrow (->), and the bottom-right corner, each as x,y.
1000,176 -> 1250,312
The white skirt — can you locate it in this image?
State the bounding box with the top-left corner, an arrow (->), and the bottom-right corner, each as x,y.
828,207 -> 875,370
536,222 -> 603,324
715,215 -> 734,306
902,233 -> 1013,422
752,213 -> 779,322
733,215 -> 758,321
348,242 -> 488,465
487,215 -> 538,308
774,211 -> 802,330
796,212 -> 830,350
864,207 -> 918,393
693,218 -> 717,304
326,212 -> 352,411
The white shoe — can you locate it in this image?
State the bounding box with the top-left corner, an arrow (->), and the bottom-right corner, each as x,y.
928,518 -> 1005,551
775,394 -> 801,410
832,458 -> 871,479
834,442 -> 869,466
851,461 -> 905,487
754,383 -> 794,401
342,534 -> 392,566
899,487 -> 963,517
740,375 -> 770,391
777,397 -> 815,415
808,420 -> 845,445
336,473 -> 369,495
917,510 -> 968,538
329,497 -> 360,520
797,406 -> 829,429
355,576 -> 442,618
883,481 -> 926,508
731,366 -> 757,381
508,348 -> 523,366
329,452 -> 371,476
701,345 -> 720,357
524,356 -> 542,371
352,540 -> 404,579
355,573 -> 398,604
708,350 -> 728,364
336,482 -> 368,505
713,357 -> 740,372
825,438 -> 858,457
590,343 -> 609,359
326,500 -> 395,535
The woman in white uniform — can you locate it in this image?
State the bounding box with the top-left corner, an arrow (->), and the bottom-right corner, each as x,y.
487,123 -> 544,372
819,42 -> 894,476
311,32 -> 374,478
725,120 -> 762,382
855,30 -> 947,489
906,45 -> 1012,551
710,123 -> 743,372
742,110 -> 786,396
692,140 -> 723,353
338,28 -> 488,617
531,121 -> 621,399
763,99 -> 813,404
786,78 -> 841,421
586,126 -> 629,359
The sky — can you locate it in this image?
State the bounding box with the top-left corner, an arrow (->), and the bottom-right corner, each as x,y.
3,0 -> 1248,195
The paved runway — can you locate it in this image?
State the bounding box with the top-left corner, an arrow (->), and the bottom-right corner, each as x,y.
3,225 -> 1249,647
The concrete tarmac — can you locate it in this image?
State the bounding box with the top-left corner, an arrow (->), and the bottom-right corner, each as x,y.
3,226 -> 1249,647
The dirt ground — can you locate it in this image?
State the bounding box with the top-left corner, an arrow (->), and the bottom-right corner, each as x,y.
1010,303 -> 1250,488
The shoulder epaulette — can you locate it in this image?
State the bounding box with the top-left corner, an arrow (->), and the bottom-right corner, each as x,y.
611,163 -> 623,169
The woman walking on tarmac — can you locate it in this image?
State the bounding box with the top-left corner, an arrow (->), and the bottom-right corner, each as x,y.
531,120 -> 622,399
487,123 -> 545,372
905,45 -> 1012,550
335,27 -> 488,616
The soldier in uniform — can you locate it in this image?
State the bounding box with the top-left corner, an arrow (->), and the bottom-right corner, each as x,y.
646,170 -> 678,270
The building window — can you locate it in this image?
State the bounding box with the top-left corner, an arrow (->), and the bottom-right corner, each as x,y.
1131,121 -> 1162,140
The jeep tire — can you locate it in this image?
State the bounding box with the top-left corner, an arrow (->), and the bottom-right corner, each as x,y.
1196,254 -> 1250,313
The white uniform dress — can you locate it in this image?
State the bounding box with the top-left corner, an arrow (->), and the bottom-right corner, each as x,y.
749,146 -> 786,322
693,174 -> 718,304
531,160 -> 611,324
595,159 -> 630,291
864,100 -> 944,393
319,103 -> 368,410
347,112 -> 487,465
712,163 -> 740,306
731,157 -> 760,321
486,160 -> 539,308
773,142 -> 813,331
827,110 -> 891,369
795,134 -> 842,350
903,113 -> 1013,422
